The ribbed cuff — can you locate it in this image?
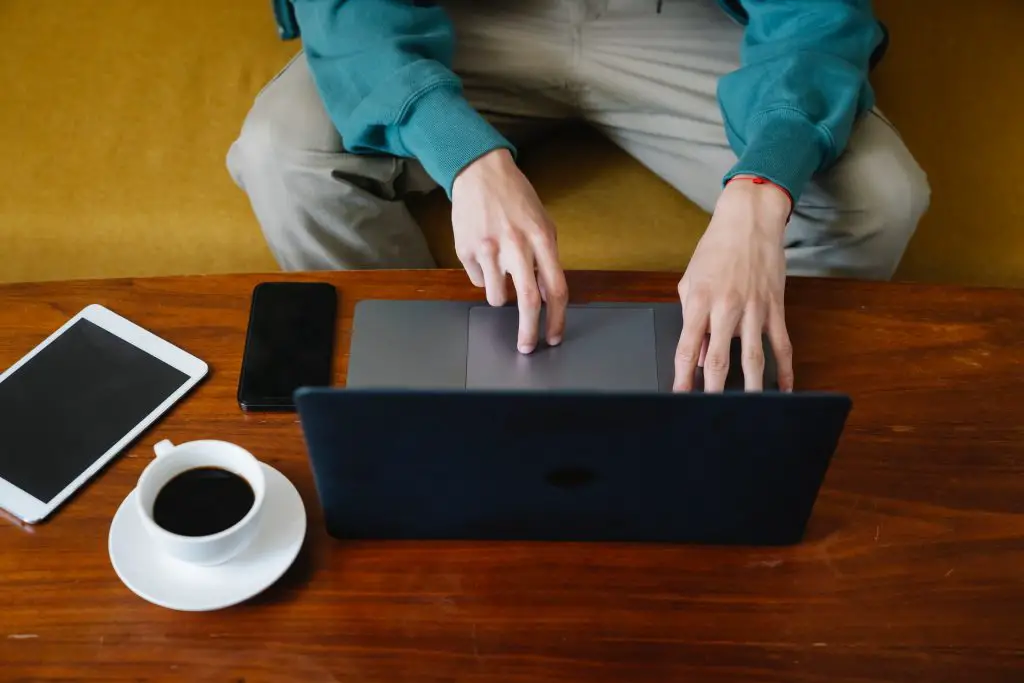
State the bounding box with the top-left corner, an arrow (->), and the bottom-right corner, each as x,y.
723,109 -> 827,203
399,84 -> 515,197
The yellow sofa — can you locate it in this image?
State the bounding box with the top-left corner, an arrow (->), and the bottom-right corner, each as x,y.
2,0 -> 1022,287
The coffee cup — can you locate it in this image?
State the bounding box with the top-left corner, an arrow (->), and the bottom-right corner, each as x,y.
136,439 -> 266,566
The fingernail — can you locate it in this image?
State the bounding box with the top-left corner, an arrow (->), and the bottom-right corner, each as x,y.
518,343 -> 535,354
548,336 -> 562,346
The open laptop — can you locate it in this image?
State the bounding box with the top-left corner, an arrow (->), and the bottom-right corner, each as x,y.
295,301 -> 852,546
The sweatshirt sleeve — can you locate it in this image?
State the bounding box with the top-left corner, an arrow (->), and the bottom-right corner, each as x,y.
717,0 -> 884,201
291,0 -> 514,196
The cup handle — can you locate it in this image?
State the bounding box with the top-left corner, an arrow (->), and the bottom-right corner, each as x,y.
154,440 -> 175,458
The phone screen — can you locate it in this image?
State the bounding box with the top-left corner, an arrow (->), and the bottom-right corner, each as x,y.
237,282 -> 337,411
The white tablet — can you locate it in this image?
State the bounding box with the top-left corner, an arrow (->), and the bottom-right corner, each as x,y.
0,304 -> 208,523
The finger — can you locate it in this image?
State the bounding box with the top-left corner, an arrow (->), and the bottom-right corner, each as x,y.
702,304 -> 743,393
478,244 -> 507,308
740,306 -> 767,392
462,258 -> 485,289
766,305 -> 795,392
698,335 -> 709,367
505,245 -> 543,354
674,295 -> 710,392
531,231 -> 568,346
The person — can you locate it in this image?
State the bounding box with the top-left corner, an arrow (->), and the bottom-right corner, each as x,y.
228,0 -> 930,393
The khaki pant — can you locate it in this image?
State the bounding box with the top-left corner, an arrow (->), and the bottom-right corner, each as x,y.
228,0 -> 930,279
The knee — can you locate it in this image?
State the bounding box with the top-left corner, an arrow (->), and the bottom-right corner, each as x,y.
863,149 -> 930,278
226,101 -> 292,192
858,146 -> 931,246
228,53 -> 344,194
823,120 -> 932,278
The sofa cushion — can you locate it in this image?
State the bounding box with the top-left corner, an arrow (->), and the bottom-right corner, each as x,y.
2,0 -> 1022,286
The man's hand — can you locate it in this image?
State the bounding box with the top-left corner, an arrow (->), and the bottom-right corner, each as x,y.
673,176 -> 795,393
451,149 -> 568,353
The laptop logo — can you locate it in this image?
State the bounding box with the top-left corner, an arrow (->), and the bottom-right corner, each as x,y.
546,466 -> 597,490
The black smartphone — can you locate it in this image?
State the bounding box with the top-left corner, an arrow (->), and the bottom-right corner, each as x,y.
238,282 -> 337,412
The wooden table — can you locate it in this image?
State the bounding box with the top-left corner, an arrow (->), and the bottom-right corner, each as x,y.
1,270 -> 1022,682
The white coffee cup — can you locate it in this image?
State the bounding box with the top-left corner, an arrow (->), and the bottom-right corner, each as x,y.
136,439 -> 266,566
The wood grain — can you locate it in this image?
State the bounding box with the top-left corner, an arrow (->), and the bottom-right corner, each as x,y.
0,270 -> 1022,683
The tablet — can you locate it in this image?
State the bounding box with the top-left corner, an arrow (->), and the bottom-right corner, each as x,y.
0,304 -> 208,523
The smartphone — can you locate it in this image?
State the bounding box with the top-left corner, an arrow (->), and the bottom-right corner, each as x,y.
238,282 -> 337,411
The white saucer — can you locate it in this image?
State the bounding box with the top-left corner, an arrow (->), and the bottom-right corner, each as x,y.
109,463 -> 306,611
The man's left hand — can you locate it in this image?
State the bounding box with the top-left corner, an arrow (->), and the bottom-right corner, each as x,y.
673,176 -> 795,393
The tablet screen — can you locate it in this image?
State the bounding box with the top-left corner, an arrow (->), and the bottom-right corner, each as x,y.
0,319 -> 190,503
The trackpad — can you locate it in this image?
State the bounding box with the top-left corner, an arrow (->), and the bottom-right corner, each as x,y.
466,306 -> 659,391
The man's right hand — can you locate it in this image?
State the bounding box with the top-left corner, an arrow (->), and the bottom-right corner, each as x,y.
451,149 -> 568,354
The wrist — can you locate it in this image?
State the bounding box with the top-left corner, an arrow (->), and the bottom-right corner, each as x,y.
452,148 -> 515,195
722,175 -> 792,238
727,175 -> 793,213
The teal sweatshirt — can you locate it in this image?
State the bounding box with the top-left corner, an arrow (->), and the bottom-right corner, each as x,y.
272,0 -> 887,202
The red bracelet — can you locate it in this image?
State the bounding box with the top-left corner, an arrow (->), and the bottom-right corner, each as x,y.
726,176 -> 794,220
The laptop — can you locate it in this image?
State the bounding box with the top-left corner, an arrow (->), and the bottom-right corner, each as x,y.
295,300 -> 852,546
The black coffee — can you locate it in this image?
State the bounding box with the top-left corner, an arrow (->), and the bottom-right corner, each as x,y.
152,467 -> 255,537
